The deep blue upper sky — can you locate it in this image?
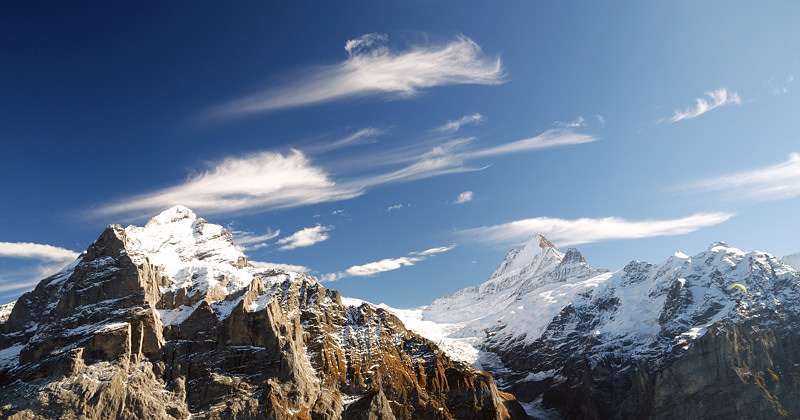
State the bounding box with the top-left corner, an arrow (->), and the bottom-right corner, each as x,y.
2,2 -> 799,306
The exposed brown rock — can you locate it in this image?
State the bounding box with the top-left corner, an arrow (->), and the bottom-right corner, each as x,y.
0,213 -> 524,419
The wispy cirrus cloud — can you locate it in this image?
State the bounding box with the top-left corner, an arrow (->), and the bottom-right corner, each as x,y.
467,129 -> 597,158
321,244 -> 455,282
435,113 -> 485,133
0,279 -> 41,294
208,34 -> 503,118
232,229 -> 281,250
344,33 -> 389,57
277,225 -> 333,251
93,128 -> 596,220
0,242 -> 79,262
684,153 -> 800,201
769,75 -> 793,95
92,150 -> 363,218
665,88 -> 741,123
308,127 -> 384,154
556,116 -> 586,128
459,213 -> 733,247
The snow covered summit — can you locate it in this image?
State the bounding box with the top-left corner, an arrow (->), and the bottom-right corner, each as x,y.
409,233 -> 800,418
424,233 -> 603,323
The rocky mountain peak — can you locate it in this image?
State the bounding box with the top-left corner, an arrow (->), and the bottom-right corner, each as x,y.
124,206 -> 245,277
489,233 -> 563,280
145,205 -> 198,226
561,247 -> 586,264
417,237 -> 800,418
0,207 -> 525,419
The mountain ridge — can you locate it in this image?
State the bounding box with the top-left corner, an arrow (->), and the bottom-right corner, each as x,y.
0,206 -> 525,420
408,233 -> 800,418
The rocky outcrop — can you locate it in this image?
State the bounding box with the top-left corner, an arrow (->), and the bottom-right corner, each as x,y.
0,206 -> 524,419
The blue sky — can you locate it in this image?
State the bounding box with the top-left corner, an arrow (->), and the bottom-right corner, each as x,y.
2,2 -> 799,307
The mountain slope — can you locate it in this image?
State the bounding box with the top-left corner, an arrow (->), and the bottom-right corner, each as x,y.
415,234 -> 800,418
0,206 -> 524,420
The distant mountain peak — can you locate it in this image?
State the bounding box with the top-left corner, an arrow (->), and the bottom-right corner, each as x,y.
416,238 -> 800,418
782,251 -> 800,271
489,233 -> 564,280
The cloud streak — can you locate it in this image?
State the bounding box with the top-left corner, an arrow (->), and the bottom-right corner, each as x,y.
248,260 -> 311,274
667,88 -> 741,123
93,128 -> 597,220
0,242 -> 79,262
322,244 -> 455,281
308,127 -> 384,154
277,225 -> 333,251
232,229 -> 281,250
685,153 -> 800,201
467,129 -> 597,158
435,113 -> 485,133
208,34 -> 503,118
459,213 -> 733,247
93,150 -> 363,218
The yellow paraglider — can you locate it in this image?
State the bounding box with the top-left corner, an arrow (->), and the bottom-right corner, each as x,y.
729,283 -> 747,294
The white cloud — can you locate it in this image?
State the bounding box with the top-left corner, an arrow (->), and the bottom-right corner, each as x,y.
357,129 -> 597,188
232,229 -> 280,250
460,213 -> 733,247
248,260 -> 311,274
94,128 -> 596,220
467,129 -> 597,158
386,204 -> 404,212
771,75 -> 793,95
0,242 -> 79,262
358,154 -> 480,187
309,127 -> 383,153
435,113 -> 485,133
345,33 -> 389,57
0,279 -> 41,293
277,225 -> 333,251
558,116 -> 586,128
93,150 -> 362,218
344,256 -> 419,277
208,34 -> 504,117
686,153 -> 800,201
667,88 -> 741,123
412,245 -> 456,256
322,244 -> 455,281
455,191 -> 473,204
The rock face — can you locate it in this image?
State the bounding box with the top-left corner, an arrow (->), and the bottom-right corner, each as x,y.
419,235 -> 800,419
0,206 -> 524,420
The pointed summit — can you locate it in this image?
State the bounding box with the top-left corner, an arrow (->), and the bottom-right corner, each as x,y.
528,233 -> 557,251
145,205 -> 198,227
125,206 -> 242,271
489,233 -> 563,281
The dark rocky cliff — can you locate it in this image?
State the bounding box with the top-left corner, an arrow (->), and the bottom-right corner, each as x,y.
0,208 -> 525,420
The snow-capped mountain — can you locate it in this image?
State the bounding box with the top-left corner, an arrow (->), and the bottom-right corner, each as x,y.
409,234 -> 800,419
0,206 -> 524,420
782,251 -> 800,271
